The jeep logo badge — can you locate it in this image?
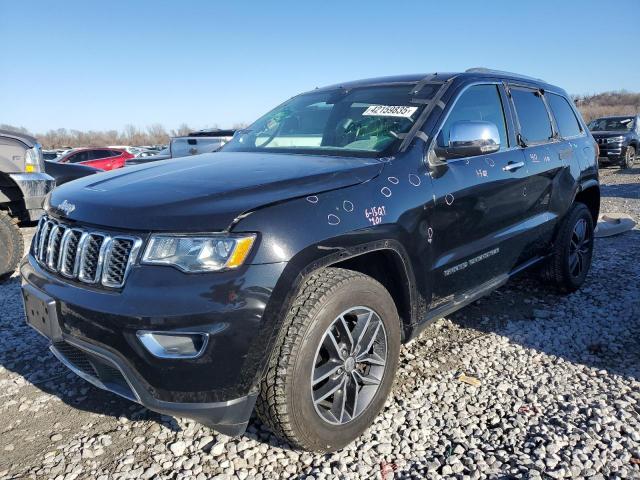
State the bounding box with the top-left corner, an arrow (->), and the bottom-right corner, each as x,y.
58,200 -> 76,215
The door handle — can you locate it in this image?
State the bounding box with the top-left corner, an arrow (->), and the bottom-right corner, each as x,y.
502,161 -> 525,172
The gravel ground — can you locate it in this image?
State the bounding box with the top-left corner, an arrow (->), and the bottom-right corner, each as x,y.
0,167 -> 638,480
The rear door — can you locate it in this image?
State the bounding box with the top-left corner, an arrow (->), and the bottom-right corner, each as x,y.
428,83 -> 529,299
108,149 -> 129,169
84,149 -> 117,170
508,86 -> 567,257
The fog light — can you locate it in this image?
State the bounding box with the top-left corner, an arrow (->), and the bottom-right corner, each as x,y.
137,331 -> 209,359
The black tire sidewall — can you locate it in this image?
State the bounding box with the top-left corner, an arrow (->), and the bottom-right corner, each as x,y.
287,277 -> 400,451
559,205 -> 594,290
624,146 -> 635,169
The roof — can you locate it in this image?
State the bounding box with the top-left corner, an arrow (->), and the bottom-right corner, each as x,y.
314,69 -> 559,93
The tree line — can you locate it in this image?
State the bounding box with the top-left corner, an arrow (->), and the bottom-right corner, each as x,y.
3,91 -> 639,149
0,123 -> 246,150
572,90 -> 640,122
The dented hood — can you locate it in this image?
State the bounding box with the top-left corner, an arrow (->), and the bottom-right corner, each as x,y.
47,152 -> 382,231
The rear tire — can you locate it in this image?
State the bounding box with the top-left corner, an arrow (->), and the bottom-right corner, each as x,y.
542,202 -> 594,293
622,145 -> 636,169
0,210 -> 23,283
256,267 -> 401,452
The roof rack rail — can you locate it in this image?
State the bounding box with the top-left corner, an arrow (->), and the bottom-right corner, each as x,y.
465,67 -> 546,84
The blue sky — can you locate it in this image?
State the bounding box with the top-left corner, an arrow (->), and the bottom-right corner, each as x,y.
2,0 -> 638,133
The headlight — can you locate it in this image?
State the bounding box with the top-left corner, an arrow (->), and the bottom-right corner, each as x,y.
24,143 -> 44,173
606,136 -> 624,144
142,234 -> 256,272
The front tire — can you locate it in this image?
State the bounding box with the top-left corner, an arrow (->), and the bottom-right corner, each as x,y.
256,268 -> 401,452
0,210 -> 23,283
543,202 -> 594,293
622,145 -> 636,169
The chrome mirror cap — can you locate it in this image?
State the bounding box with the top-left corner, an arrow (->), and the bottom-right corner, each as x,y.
447,120 -> 500,158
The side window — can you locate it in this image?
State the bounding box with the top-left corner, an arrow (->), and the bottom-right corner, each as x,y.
511,88 -> 553,144
69,151 -> 89,163
109,149 -> 123,157
547,93 -> 582,138
88,150 -> 110,160
437,84 -> 509,149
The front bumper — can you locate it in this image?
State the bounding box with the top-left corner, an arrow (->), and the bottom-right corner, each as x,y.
20,254 -> 287,434
597,144 -> 627,163
50,334 -> 257,435
8,172 -> 56,220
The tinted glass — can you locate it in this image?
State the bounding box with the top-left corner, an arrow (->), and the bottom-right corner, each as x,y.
547,94 -> 582,138
223,84 -> 439,157
89,150 -> 112,160
437,84 -> 508,149
68,151 -> 89,163
511,89 -> 553,143
588,117 -> 635,132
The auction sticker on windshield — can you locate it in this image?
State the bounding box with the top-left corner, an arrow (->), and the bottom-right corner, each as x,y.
362,105 -> 418,118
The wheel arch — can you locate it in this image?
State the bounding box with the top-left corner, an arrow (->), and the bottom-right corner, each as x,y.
0,172 -> 25,216
327,245 -> 415,342
264,238 -> 418,359
574,182 -> 600,224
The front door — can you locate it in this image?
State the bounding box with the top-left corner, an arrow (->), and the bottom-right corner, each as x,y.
426,83 -> 528,302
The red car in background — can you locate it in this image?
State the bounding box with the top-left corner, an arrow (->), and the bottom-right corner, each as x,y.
55,147 -> 133,171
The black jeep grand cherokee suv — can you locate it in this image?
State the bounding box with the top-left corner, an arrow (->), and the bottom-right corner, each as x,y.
21,68 -> 600,452
588,115 -> 639,169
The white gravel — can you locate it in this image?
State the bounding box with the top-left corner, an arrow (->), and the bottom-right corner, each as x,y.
0,166 -> 638,479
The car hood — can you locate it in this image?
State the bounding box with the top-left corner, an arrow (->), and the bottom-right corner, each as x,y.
47,151 -> 383,231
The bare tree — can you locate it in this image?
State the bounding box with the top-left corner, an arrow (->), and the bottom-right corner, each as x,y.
170,123 -> 192,137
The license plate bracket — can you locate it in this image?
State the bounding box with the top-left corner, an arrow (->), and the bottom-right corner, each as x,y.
22,284 -> 62,341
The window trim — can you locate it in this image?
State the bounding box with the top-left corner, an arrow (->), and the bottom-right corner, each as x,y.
507,84 -> 557,147
426,81 -> 516,164
545,92 -> 585,140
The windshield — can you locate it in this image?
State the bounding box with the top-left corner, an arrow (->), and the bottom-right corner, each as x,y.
588,117 -> 635,132
223,84 -> 437,157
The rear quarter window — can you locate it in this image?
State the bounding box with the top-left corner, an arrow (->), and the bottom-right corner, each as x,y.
547,93 -> 582,138
511,88 -> 553,144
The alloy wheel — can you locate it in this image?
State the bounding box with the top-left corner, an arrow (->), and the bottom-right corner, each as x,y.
626,147 -> 636,168
569,218 -> 591,278
311,306 -> 387,425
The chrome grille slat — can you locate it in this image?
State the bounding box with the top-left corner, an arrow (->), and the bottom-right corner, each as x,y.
37,220 -> 54,262
102,238 -> 140,288
79,233 -> 108,283
32,215 -> 141,289
32,216 -> 47,256
46,225 -> 66,271
59,229 -> 83,277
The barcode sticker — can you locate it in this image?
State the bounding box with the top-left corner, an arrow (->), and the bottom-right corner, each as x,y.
362,105 -> 418,118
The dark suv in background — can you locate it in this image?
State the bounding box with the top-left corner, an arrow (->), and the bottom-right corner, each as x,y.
588,115 -> 639,168
21,68 -> 599,452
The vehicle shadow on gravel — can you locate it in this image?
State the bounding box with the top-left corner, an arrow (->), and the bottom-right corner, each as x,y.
0,275 -> 181,432
600,182 -> 640,200
445,229 -> 640,383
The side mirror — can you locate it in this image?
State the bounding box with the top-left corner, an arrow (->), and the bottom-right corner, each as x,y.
446,120 -> 500,158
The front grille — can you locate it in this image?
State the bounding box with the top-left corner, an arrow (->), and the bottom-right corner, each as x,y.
33,215 -> 142,288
